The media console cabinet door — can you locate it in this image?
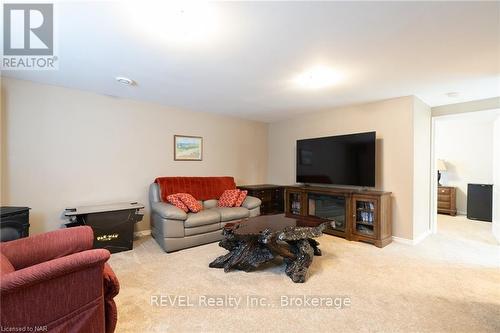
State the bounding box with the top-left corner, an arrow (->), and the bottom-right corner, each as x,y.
351,195 -> 378,239
286,189 -> 306,216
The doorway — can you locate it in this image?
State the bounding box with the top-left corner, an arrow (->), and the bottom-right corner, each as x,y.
430,109 -> 500,240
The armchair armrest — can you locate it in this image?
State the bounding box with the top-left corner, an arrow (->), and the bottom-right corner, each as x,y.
1,249 -> 110,294
151,201 -> 187,220
1,249 -> 111,331
103,263 -> 119,299
0,226 -> 94,270
241,196 -> 262,210
103,263 -> 119,333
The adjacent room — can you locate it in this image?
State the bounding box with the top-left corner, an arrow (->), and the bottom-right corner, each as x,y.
435,111 -> 495,218
432,107 -> 500,266
1,1 -> 499,333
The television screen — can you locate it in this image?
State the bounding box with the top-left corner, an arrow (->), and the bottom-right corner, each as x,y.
296,132 -> 376,187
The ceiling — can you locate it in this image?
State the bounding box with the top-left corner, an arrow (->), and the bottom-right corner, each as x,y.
2,1 -> 499,122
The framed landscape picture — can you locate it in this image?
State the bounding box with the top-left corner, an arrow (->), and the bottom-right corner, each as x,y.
174,135 -> 203,161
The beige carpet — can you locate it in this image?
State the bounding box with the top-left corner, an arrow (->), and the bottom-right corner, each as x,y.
109,215 -> 500,333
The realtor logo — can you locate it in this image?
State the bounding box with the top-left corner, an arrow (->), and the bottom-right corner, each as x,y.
2,3 -> 57,70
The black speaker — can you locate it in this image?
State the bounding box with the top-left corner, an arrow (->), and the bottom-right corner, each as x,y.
467,184 -> 493,222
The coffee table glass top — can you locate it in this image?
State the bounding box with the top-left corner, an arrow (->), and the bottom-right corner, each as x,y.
224,214 -> 327,235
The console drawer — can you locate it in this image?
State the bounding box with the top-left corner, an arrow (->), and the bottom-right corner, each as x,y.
438,187 -> 451,194
438,201 -> 450,209
438,194 -> 450,202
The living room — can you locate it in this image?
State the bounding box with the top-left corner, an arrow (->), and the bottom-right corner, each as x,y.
1,1 -> 499,332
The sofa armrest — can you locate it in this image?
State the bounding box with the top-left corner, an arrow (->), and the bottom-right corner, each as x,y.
241,196 -> 262,210
0,226 -> 94,270
0,249 -> 110,294
151,202 -> 187,220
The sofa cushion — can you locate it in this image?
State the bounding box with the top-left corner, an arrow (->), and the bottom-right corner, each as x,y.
212,207 -> 250,222
177,193 -> 203,213
218,189 -> 241,207
155,177 -> 236,201
166,194 -> 189,212
184,223 -> 221,236
203,199 -> 218,209
184,209 -> 221,228
234,190 -> 248,207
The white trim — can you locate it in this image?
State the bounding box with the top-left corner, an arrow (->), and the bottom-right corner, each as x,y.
391,236 -> 414,245
392,230 -> 431,245
134,229 -> 151,237
430,117 -> 438,234
413,230 -> 431,244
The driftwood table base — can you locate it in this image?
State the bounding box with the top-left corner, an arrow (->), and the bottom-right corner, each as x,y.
209,215 -> 329,283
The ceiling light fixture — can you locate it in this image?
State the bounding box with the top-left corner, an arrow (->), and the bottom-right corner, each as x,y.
293,65 -> 343,90
446,92 -> 460,98
115,77 -> 135,86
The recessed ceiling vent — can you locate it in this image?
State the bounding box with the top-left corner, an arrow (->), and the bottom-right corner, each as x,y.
115,77 -> 135,86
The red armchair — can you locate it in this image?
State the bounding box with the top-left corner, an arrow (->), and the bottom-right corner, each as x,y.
0,226 -> 119,333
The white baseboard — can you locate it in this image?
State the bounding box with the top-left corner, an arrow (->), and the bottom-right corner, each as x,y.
391,236 -> 414,245
392,230 -> 431,245
413,230 -> 431,244
134,229 -> 151,237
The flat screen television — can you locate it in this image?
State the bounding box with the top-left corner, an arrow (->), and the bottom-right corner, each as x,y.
296,131 -> 376,187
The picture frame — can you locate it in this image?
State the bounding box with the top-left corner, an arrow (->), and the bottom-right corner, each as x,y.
174,135 -> 203,161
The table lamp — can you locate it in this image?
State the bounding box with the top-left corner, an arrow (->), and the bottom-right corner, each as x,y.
437,159 -> 446,186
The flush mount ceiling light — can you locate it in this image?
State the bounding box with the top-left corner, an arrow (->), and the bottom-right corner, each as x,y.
293,65 -> 343,90
115,77 -> 135,86
122,1 -> 221,46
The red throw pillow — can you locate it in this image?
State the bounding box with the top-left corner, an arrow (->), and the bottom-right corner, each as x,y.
177,193 -> 203,213
234,190 -> 248,207
166,194 -> 189,212
218,189 -> 241,207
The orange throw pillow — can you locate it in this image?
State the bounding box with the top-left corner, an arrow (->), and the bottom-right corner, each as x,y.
177,193 -> 203,213
166,194 -> 189,212
218,189 -> 241,207
234,190 -> 248,207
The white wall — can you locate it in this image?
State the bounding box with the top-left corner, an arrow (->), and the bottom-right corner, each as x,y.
412,97 -> 432,238
1,78 -> 268,234
493,115 -> 500,242
1,78 -> 436,241
267,96 -> 429,240
435,111 -> 495,214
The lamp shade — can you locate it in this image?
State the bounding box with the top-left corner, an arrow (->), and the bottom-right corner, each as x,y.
437,159 -> 447,171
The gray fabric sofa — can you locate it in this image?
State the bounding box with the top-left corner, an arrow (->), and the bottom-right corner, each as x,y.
149,183 -> 261,252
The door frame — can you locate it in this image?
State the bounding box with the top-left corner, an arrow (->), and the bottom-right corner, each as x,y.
430,117 -> 438,234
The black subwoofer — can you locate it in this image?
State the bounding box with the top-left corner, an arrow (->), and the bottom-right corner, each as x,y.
467,184 -> 493,222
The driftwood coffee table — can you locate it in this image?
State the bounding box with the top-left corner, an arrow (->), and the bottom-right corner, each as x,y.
209,215 -> 330,283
